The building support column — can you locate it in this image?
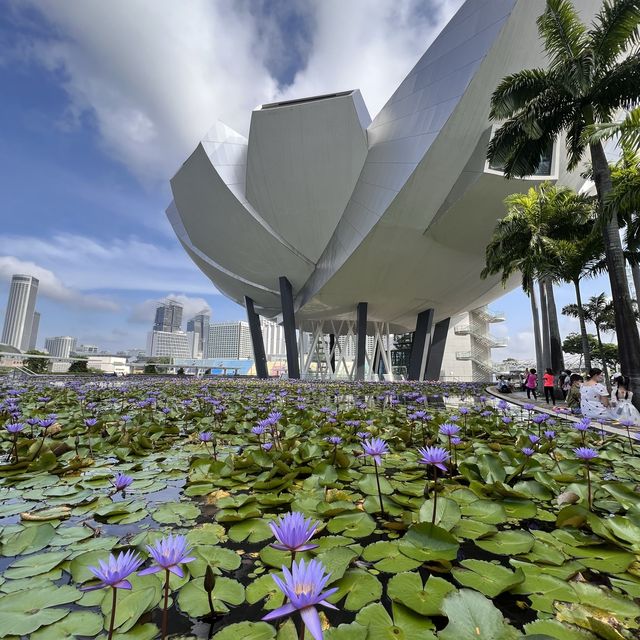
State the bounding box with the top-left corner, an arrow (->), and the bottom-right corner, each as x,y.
244,296 -> 268,379
425,317 -> 450,381
279,276 -> 300,379
329,334 -> 336,375
408,309 -> 434,381
355,302 -> 368,381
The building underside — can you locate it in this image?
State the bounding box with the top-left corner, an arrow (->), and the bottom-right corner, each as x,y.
168,0 -> 600,380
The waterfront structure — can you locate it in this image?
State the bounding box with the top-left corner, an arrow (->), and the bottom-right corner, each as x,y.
28,311 -> 40,350
146,330 -> 196,358
206,321 -> 253,359
87,355 -> 130,375
1,274 -> 39,352
153,300 -> 183,333
187,310 -> 210,358
440,307 -> 506,381
44,336 -> 77,359
167,0 -> 601,380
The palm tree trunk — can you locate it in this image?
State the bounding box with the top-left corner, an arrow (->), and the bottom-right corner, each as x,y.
545,278 -> 564,373
595,325 -> 610,390
590,140 -> 640,409
529,280 -> 544,395
631,263 -> 640,303
573,279 -> 591,373
538,280 -> 551,373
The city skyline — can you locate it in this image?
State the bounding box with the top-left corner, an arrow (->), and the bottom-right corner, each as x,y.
0,2 -> 614,360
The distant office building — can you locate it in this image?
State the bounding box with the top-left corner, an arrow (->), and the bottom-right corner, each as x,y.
206,322 -> 253,359
87,355 -> 130,375
146,330 -> 196,358
1,274 -> 39,351
187,310 -> 210,358
153,300 -> 183,332
28,311 -> 40,350
74,344 -> 99,355
261,318 -> 286,361
44,336 -> 77,359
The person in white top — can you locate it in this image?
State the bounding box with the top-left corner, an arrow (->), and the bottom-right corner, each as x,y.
580,368 -> 614,420
610,374 -> 640,425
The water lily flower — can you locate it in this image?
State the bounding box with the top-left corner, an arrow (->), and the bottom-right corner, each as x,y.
262,442 -> 273,451
544,430 -> 556,439
521,447 -> 535,457
574,447 -> 598,460
262,558 -> 337,640
199,431 -> 213,442
360,437 -> 389,465
325,436 -> 342,445
356,431 -> 371,440
528,434 -> 540,444
84,418 -> 98,427
270,512 -> 319,556
81,549 -> 143,592
139,534 -> 195,578
439,423 -> 460,436
5,422 -> 24,434
417,446 -> 449,471
111,473 -> 133,493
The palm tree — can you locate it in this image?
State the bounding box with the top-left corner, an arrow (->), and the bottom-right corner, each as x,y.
487,0 -> 640,406
482,183 -> 578,385
588,107 -> 640,153
563,293 -> 616,386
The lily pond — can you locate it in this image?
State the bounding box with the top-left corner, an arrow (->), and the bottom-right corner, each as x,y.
1,377 -> 640,640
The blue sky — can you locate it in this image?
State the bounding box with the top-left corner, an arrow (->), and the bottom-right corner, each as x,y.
0,0 -> 614,358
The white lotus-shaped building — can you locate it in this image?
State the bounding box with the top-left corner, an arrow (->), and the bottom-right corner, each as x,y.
168,0 -> 598,380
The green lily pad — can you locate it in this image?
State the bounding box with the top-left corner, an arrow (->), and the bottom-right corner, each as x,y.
4,549 -> 70,579
186,523 -> 226,546
327,512 -> 376,538
315,546 -> 358,582
400,523 -> 459,561
151,502 -> 199,525
212,621 -> 275,640
101,586 -> 157,633
246,574 -> 286,610
357,473 -> 393,495
387,572 -> 455,616
1,523 -> 56,556
524,619 -> 598,639
178,577 -> 245,617
30,610 -> 103,639
355,602 -> 436,639
228,518 -> 273,543
418,498 -> 461,530
452,560 -> 524,597
327,568 -> 382,610
190,545 -> 241,576
0,585 -> 81,637
460,500 -> 508,524
361,541 -> 423,573
475,530 -> 535,556
439,589 -> 521,640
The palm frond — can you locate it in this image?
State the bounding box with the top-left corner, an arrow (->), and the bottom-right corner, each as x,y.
489,69 -> 553,120
590,0 -> 640,66
592,52 -> 640,115
586,106 -> 640,151
537,0 -> 587,69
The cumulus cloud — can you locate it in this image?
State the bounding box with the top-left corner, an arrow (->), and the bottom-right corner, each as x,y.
0,233 -> 214,294
0,255 -> 119,311
14,0 -> 462,182
129,294 -> 211,326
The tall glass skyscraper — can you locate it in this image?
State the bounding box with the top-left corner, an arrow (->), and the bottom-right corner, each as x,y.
1,274 -> 39,351
187,310 -> 210,358
153,300 -> 183,332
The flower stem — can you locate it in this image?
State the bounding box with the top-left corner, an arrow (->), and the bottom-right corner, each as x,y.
373,460 -> 385,517
431,466 -> 438,525
108,588 -> 117,640
162,568 -> 170,640
586,463 -> 592,511
11,434 -> 18,463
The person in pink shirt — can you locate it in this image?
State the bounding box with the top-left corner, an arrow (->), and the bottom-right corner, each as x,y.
525,368 -> 538,400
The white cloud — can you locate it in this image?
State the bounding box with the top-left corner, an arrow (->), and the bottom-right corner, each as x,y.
129,294 -> 211,326
17,0 -> 462,183
0,255 -> 119,311
0,233 -> 214,294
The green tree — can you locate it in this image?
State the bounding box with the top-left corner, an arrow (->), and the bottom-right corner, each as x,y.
23,350 -> 50,374
68,358 -> 88,373
144,364 -> 158,375
487,0 -> 640,404
563,332 -> 619,371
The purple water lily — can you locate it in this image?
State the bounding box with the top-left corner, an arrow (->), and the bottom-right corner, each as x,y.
84,418 -> 98,427
417,446 -> 449,471
262,558 -> 337,640
199,431 -> 213,442
521,447 -> 535,457
262,442 -> 273,451
139,534 -> 195,639
111,472 -> 133,493
439,423 -> 460,436
270,512 -> 319,558
5,422 -> 24,434
360,437 -> 389,465
325,436 -> 342,445
81,550 -> 144,640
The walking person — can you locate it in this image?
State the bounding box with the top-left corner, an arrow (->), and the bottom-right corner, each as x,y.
525,368 -> 537,400
558,369 -> 571,400
543,368 -> 556,405
565,374 -> 583,411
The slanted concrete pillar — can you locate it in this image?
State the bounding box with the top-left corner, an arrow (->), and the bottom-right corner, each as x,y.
244,296 -> 268,379
425,318 -> 451,381
408,309 -> 434,380
355,302 -> 368,381
279,277 -> 300,379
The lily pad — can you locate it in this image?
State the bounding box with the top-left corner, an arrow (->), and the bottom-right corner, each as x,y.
30,610 -> 103,640
151,502 -> 199,525
327,568 -> 382,610
361,541 -> 423,573
400,523 -> 459,561
212,621 -> 275,640
418,498 -> 461,531
387,572 -> 455,616
228,518 -> 273,543
355,601 -> 436,639
178,577 -> 245,616
475,530 -> 535,556
327,512 -> 376,538
452,560 -> 524,597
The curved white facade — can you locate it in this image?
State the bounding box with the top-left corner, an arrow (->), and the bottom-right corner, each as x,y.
168,0 -> 599,334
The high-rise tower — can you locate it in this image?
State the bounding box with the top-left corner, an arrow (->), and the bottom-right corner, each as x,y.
1,274 -> 39,351
186,309 -> 210,358
153,299 -> 183,332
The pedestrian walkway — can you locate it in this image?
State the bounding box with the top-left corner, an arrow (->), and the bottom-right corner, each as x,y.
486,386 -> 631,440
